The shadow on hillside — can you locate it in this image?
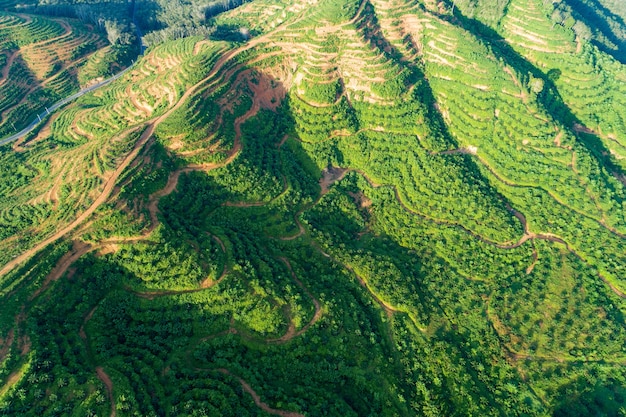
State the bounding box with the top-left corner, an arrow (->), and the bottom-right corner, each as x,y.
553,375 -> 626,417
439,6 -> 626,188
155,69 -> 321,242
0,56 -> 45,137
206,23 -> 260,43
355,0 -> 455,150
562,0 -> 626,64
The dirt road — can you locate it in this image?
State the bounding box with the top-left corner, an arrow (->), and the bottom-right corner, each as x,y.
96,366 -> 116,417
217,368 -> 305,417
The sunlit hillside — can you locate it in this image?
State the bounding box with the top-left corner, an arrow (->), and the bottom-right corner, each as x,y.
1,0 -> 625,416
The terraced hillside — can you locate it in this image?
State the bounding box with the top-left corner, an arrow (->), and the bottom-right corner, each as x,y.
0,11 -> 109,138
1,0 -> 626,416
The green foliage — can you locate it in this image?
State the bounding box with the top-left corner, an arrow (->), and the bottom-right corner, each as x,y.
300,78 -> 341,104
1,0 -> 626,416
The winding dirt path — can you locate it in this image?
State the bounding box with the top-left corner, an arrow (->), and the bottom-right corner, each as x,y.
0,369 -> 24,398
314,244 -> 426,332
278,162 -> 351,239
1,0 -> 341,278
277,168 -> 349,242
128,286 -> 206,300
320,167 -> 348,195
200,271 -> 225,288
279,212 -> 306,241
352,269 -> 397,318
268,258 -> 322,343
131,256 -> 321,341
0,124 -> 147,277
318,166 -> 625,299
96,366 -> 116,417
439,148 -> 626,239
210,233 -> 226,252
108,61 -> 276,299
30,240 -> 93,300
576,36 -> 583,54
79,304 -> 98,340
200,266 -> 228,289
277,168 -> 371,242
0,31 -> 270,278
525,244 -> 538,275
511,214 -> 624,298
277,134 -> 289,148
217,368 -> 305,417
126,235 -> 229,297
144,60 -> 276,231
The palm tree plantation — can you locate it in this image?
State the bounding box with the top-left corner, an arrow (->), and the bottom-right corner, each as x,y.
0,0 -> 625,415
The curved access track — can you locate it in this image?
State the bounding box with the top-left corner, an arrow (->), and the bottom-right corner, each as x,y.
0,122 -> 147,277
19,49 -> 271,301
437,148 -> 626,239
347,168 -> 626,298
313,244 -> 426,334
0,51 -> 17,82
79,304 -> 98,340
29,240 -> 93,300
0,30 -> 272,278
217,368 -> 305,417
96,366 -> 116,417
268,258 -> 322,344
112,64 -> 276,299
0,0 -> 351,276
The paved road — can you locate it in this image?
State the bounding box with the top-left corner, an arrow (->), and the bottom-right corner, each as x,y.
0,4 -> 149,148
0,65 -> 134,147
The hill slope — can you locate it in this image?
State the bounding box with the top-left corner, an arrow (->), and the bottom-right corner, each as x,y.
0,11 -> 111,138
1,0 -> 626,416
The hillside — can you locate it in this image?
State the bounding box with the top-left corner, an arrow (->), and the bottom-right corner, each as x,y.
1,0 -> 626,416
0,11 -> 112,138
